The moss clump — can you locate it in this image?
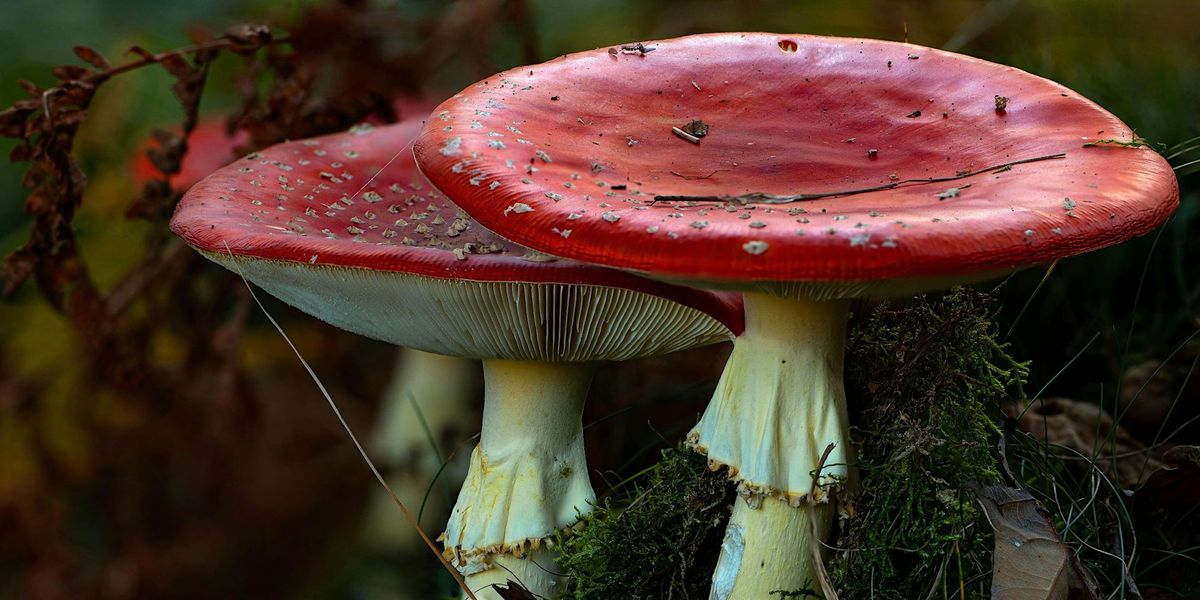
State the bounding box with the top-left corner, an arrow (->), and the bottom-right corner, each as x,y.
558,289 -> 1025,599
827,288 -> 1028,598
555,445 -> 734,600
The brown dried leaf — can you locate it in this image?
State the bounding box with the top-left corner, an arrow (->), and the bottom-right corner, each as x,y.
24,187 -> 55,215
147,127 -> 187,175
127,180 -> 175,221
1,247 -> 37,297
491,581 -> 537,600
151,127 -> 182,147
126,44 -> 155,61
975,485 -> 1100,600
158,52 -> 196,79
1136,445 -> 1200,513
17,79 -> 41,97
73,46 -> 111,69
147,146 -> 178,174
171,79 -> 205,129
52,64 -> 91,82
194,46 -> 220,67
9,141 -> 33,162
0,106 -> 35,138
1014,397 -> 1164,487
53,107 -> 89,128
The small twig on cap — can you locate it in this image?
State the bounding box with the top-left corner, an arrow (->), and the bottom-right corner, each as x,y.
669,169 -> 722,180
671,126 -> 701,145
619,42 -> 655,55
1082,136 -> 1152,149
651,152 -> 1067,205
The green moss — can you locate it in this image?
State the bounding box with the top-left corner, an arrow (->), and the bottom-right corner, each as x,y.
827,288 -> 1028,598
558,288 -> 1026,599
555,445 -> 734,600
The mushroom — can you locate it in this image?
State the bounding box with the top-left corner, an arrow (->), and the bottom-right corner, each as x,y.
411,33 -> 1179,597
169,114 -> 743,599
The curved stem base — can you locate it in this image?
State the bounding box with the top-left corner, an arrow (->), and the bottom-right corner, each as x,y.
709,499 -> 834,599
443,359 -> 596,595
693,293 -> 853,599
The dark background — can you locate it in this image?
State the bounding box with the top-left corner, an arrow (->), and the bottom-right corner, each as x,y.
0,1 -> 1195,598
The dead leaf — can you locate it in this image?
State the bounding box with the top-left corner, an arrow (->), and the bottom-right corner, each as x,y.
1013,397 -> 1163,487
974,484 -> 1099,600
52,64 -> 91,82
1136,445 -> 1200,514
1119,346 -> 1200,438
73,46 -> 110,69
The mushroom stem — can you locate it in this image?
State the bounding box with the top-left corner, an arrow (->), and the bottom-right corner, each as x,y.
689,293 -> 852,598
444,359 -> 597,599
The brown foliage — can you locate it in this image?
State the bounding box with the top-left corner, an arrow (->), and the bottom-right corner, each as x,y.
0,2 -> 536,597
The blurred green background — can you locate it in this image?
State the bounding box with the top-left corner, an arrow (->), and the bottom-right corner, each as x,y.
0,0 -> 1195,598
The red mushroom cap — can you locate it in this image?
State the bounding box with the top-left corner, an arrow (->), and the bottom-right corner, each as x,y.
413,33 -> 1178,290
169,115 -> 743,353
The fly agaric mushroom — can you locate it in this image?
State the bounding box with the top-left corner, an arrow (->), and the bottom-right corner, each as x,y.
412,32 -> 1178,598
169,115 -> 743,599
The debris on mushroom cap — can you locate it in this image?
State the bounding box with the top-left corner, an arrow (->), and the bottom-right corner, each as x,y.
413,32 -> 1178,287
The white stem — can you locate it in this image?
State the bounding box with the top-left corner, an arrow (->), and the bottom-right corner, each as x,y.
445,359 -> 596,598
691,293 -> 852,599
363,349 -> 478,551
710,502 -> 835,600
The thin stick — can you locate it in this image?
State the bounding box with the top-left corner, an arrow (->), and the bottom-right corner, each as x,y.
671,126 -> 702,145
808,442 -> 840,600
222,243 -> 476,600
651,152 -> 1066,205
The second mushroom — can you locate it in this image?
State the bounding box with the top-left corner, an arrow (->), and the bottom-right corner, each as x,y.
413,32 -> 1178,598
